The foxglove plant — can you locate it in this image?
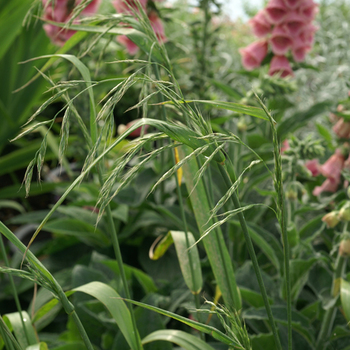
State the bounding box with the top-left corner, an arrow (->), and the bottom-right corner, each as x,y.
42,0 -> 101,45
240,0 -> 318,76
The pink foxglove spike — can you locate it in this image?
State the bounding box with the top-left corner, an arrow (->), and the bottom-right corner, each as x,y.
239,40 -> 268,71
270,25 -> 293,55
265,0 -> 288,24
248,10 -> 272,38
268,55 -> 294,77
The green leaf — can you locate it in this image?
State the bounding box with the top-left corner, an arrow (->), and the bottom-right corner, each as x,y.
3,311 -> 38,348
0,0 -> 32,60
178,145 -> 242,312
282,258 -> 321,301
340,279 -> 350,322
72,282 -> 143,350
43,218 -> 110,247
150,231 -> 174,260
162,100 -> 268,120
171,231 -> 203,294
123,299 -> 242,348
210,80 -> 243,100
277,101 -> 333,136
26,343 -> 49,350
243,306 -> 314,345
142,330 -> 216,350
250,333 -> 276,350
240,287 -> 273,308
230,221 -> 282,272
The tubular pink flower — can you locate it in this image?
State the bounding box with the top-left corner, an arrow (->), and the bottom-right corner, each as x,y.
313,178 -> 339,196
248,10 -> 272,38
299,0 -> 318,21
270,25 -> 293,55
149,11 -> 167,43
117,35 -> 140,54
112,0 -> 147,14
265,0 -> 288,24
239,40 -> 268,71
333,118 -> 350,139
292,35 -> 311,62
77,0 -> 101,14
282,0 -> 303,10
283,10 -> 306,36
305,159 -> 320,176
281,139 -> 290,153
320,149 -> 345,182
299,23 -> 318,46
268,55 -> 294,77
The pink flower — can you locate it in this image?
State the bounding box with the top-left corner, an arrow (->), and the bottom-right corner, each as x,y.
117,35 -> 140,55
149,11 -> 167,43
248,10 -> 272,38
117,119 -> 149,138
112,0 -> 147,14
42,0 -> 100,46
270,25 -> 293,55
268,55 -> 294,77
239,40 -> 268,71
283,11 -> 306,36
298,0 -> 318,21
305,159 -> 320,176
282,0 -> 303,10
77,0 -> 101,14
299,23 -> 317,46
265,0 -> 289,24
320,149 -> 345,182
292,35 -> 311,62
281,139 -> 290,153
313,178 -> 339,196
333,118 -> 350,139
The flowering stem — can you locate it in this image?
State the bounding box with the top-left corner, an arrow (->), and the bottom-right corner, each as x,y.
256,93 -> 292,350
219,160 -> 283,350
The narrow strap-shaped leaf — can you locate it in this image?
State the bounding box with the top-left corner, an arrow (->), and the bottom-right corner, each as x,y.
142,330 -> 216,350
72,281 -> 143,350
124,299 -> 242,348
3,312 -> 37,348
178,145 -> 242,312
340,278 -> 350,321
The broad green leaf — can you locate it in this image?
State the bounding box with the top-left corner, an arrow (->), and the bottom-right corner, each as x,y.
250,333 -> 276,350
171,231 -> 203,294
0,200 -> 25,213
282,258 -> 320,301
178,145 -> 241,311
340,279 -> 350,322
240,287 -> 273,308
230,221 -> 281,272
0,0 -> 32,60
150,232 -> 174,260
243,306 -> 314,345
43,218 -> 110,247
72,282 -> 143,350
142,330 -> 216,350
210,80 -> 243,100
123,299 -> 242,348
51,342 -> 86,350
161,100 -> 268,120
277,101 -> 333,136
3,311 -> 37,348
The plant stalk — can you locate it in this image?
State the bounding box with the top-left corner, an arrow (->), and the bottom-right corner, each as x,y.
218,161 -> 283,350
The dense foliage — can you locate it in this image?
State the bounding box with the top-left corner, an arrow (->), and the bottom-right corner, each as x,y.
1,0 -> 350,349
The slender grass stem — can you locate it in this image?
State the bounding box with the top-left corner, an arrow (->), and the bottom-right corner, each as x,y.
154,62 -> 204,338
0,235 -> 31,345
218,161 -> 283,350
70,311 -> 95,350
255,93 -> 292,350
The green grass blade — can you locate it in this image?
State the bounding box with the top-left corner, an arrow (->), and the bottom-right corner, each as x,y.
3,312 -> 37,349
123,299 -> 242,348
142,330 -> 216,350
72,282 -> 143,350
160,100 -> 268,120
178,145 -> 242,312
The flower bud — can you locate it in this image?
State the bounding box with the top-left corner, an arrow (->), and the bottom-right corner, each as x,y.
339,239 -> 350,257
321,211 -> 340,228
338,202 -> 350,221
